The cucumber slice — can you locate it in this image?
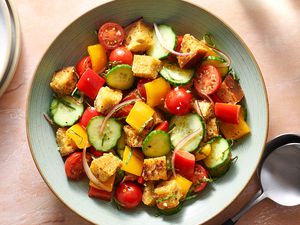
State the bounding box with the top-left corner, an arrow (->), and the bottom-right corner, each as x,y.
106,64 -> 135,90
147,24 -> 177,59
116,132 -> 125,159
202,56 -> 229,76
86,116 -> 122,151
50,96 -> 84,127
142,130 -> 171,157
170,114 -> 205,152
203,137 -> 232,177
160,62 -> 194,85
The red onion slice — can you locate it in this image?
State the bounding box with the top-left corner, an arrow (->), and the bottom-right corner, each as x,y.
153,23 -> 193,57
171,128 -> 203,177
99,99 -> 140,134
82,144 -> 111,192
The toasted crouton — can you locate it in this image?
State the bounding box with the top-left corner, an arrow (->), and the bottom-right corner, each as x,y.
94,86 -> 122,114
125,20 -> 153,52
198,100 -> 215,120
142,182 -> 156,206
50,66 -> 78,95
215,75 -> 244,104
142,156 -> 168,181
123,125 -> 145,148
177,34 -> 208,68
90,153 -> 123,182
132,55 -> 161,79
205,117 -> 219,140
154,180 -> 183,210
56,128 -> 77,156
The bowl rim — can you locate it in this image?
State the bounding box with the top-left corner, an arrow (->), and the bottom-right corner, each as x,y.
25,0 -> 269,224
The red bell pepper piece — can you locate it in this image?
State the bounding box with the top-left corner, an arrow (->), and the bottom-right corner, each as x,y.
174,150 -> 195,180
215,102 -> 240,124
79,107 -> 101,128
88,146 -> 104,158
155,121 -> 169,132
77,68 -> 105,99
88,186 -> 112,201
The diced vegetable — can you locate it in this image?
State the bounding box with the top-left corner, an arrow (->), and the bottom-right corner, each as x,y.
145,77 -> 171,107
159,62 -> 194,85
215,103 -> 240,124
142,130 -> 171,157
173,150 -> 195,180
87,116 -> 122,151
191,164 -> 209,193
155,121 -> 169,132
66,123 -> 91,149
87,44 -> 107,73
174,174 -> 193,197
77,68 -> 105,99
121,146 -> 144,176
79,107 -> 101,128
125,101 -> 155,131
89,173 -> 116,192
220,108 -> 250,140
106,64 -> 135,90
88,186 -> 112,201
50,96 -> 84,127
195,143 -> 212,161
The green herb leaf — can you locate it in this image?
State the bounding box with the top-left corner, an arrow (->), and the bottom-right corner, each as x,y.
156,194 -> 176,204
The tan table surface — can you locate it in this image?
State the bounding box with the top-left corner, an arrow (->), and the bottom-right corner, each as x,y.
1,0 -> 300,224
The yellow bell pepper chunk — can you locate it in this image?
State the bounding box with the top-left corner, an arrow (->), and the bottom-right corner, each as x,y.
195,143 -> 212,161
87,44 -> 107,73
174,174 -> 193,198
66,124 -> 91,149
220,108 -> 251,140
89,173 -> 116,192
121,146 -> 144,176
145,77 -> 171,107
126,101 -> 154,131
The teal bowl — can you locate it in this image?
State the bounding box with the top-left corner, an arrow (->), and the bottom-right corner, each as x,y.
26,0 -> 268,224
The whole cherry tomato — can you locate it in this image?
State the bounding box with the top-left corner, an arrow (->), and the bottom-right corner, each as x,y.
165,87 -> 193,116
109,47 -> 133,65
114,182 -> 142,209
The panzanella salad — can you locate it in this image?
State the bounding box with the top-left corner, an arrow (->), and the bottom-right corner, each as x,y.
46,19 -> 250,215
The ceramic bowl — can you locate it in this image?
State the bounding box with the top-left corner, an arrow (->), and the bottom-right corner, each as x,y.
26,0 -> 269,224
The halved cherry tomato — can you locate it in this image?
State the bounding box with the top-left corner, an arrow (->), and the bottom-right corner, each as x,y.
79,107 -> 101,128
137,78 -> 152,100
77,68 -> 105,99
65,152 -> 91,180
215,102 -> 240,124
194,64 -> 221,95
165,87 -> 193,116
155,121 -> 169,132
174,150 -> 195,180
98,22 -> 125,50
114,182 -> 142,209
88,146 -> 103,158
191,164 -> 208,193
88,186 -> 112,201
109,47 -> 133,65
76,56 -> 92,77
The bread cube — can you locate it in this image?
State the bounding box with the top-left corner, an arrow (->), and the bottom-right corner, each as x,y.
206,117 -> 219,140
177,34 -> 208,68
132,55 -> 161,79
94,86 -> 122,114
142,182 -> 156,206
50,66 -> 78,95
123,125 -> 145,148
198,100 -> 215,120
56,128 -> 77,156
90,153 -> 123,182
142,156 -> 167,181
125,20 -> 153,52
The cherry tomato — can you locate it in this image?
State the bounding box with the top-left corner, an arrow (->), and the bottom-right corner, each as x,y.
174,150 -> 195,180
88,146 -> 103,158
194,64 -> 222,95
65,152 -> 91,180
175,35 -> 183,52
77,68 -> 106,99
88,186 -> 112,201
109,47 -> 133,65
165,87 -> 193,116
79,107 -> 101,128
98,22 -> 125,50
114,182 -> 142,209
137,176 -> 145,185
113,89 -> 140,118
137,78 -> 152,100
191,164 -> 209,193
76,56 -> 92,77
215,102 -> 240,124
155,121 -> 169,132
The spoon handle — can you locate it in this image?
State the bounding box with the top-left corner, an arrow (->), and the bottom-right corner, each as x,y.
222,189 -> 266,225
